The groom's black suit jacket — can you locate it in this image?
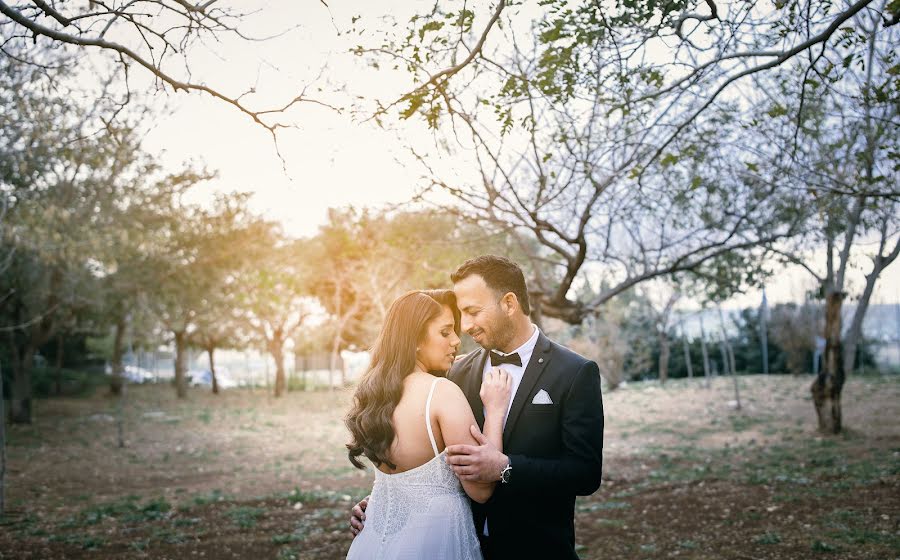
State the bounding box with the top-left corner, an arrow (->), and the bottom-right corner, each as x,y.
447,332 -> 604,560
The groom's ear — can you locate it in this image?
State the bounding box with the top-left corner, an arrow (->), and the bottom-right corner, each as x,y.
501,292 -> 519,315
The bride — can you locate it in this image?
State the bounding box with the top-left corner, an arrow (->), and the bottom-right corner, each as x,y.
345,290 -> 511,560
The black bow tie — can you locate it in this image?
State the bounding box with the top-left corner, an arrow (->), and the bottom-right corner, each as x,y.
489,351 -> 522,367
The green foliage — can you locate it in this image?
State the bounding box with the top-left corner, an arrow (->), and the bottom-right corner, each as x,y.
754,532 -> 782,545
48,533 -> 107,550
282,486 -> 330,504
272,529 -> 307,544
276,546 -> 302,560
183,489 -> 230,509
811,540 -> 841,553
64,496 -> 172,528
0,48 -> 241,411
304,207 -> 522,354
225,506 -> 265,529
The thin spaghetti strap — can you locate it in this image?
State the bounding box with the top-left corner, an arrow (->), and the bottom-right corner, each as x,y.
424,377 -> 440,457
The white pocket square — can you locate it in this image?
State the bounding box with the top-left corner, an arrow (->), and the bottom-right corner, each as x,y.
532,389 -> 553,405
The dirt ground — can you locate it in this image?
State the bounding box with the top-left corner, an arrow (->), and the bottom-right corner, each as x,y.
2,374 -> 898,559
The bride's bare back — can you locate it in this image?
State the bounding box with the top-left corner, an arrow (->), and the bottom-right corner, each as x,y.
379,372 -> 450,474
380,369 -> 511,501
347,373 -> 486,560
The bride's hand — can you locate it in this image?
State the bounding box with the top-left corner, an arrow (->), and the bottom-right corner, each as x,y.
480,367 -> 512,415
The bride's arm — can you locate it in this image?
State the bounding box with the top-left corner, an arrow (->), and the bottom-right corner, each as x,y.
479,368 -> 511,452
434,379 -> 499,504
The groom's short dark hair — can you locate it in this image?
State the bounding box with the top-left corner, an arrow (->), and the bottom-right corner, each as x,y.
451,255 -> 531,315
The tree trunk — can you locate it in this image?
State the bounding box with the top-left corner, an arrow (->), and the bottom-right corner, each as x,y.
1,360 -> 6,515
330,330 -> 342,391
760,290 -> 770,374
300,355 -> 308,391
811,290 -> 846,434
658,331 -> 671,384
9,267 -> 62,423
173,330 -> 188,399
271,339 -> 286,398
207,347 -> 219,395
727,341 -> 737,376
681,329 -> 694,379
116,376 -> 126,448
842,267 -> 880,375
719,341 -> 730,376
9,344 -> 35,424
700,321 -> 711,389
110,317 -> 126,396
54,334 -> 64,396
718,306 -> 737,376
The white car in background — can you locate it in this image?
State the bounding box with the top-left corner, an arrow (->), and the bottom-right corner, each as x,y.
105,364 -> 155,383
188,367 -> 238,389
125,365 -> 156,383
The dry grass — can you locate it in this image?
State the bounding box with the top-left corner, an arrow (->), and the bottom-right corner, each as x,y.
3,373 -> 898,559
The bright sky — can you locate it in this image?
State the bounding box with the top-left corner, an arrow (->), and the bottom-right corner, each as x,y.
131,1 -> 899,311
139,1 -> 433,238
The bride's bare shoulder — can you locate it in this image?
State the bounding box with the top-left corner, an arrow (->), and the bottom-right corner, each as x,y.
432,376 -> 470,411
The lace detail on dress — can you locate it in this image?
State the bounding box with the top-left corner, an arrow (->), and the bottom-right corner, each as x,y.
368,450 -> 466,537
347,377 -> 483,560
369,378 -> 466,537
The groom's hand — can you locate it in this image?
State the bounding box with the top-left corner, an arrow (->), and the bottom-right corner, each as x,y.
446,425 -> 509,483
349,496 -> 368,537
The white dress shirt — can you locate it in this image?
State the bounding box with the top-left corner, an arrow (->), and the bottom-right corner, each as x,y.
481,323 -> 540,427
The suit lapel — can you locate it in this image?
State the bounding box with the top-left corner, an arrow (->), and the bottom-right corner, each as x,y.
469,349 -> 488,429
452,348 -> 488,430
503,333 -> 552,446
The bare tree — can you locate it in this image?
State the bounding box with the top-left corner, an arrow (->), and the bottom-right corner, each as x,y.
360,0 -> 897,189
403,36 -> 802,324
750,9 -> 899,433
646,288 -> 681,385
0,1 -> 337,150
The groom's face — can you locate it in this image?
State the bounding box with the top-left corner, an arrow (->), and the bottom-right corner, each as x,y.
453,274 -> 514,351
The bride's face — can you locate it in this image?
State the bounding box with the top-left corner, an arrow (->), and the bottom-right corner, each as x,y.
417,305 -> 461,372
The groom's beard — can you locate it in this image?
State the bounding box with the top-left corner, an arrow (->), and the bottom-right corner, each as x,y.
469,313 -> 515,351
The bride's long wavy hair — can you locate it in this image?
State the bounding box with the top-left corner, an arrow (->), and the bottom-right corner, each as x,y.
345,289 -> 461,470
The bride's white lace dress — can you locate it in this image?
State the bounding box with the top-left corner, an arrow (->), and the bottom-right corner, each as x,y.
346,378 -> 483,560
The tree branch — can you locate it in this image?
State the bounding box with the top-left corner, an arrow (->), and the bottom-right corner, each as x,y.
1,0 -> 339,159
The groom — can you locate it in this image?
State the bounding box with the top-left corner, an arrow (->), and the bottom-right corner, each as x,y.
351,255 -> 605,559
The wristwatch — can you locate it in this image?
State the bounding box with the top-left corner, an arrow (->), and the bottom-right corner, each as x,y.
499,462 -> 512,484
